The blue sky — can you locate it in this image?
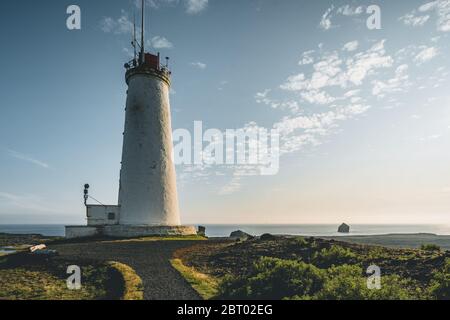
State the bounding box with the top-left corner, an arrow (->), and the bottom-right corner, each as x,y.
0,0 -> 450,225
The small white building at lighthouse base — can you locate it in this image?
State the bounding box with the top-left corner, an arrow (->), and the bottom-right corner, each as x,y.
66,204 -> 197,239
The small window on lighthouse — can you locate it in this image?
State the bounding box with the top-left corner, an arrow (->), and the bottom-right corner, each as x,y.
108,212 -> 116,221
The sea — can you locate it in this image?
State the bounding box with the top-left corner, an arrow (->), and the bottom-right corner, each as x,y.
0,224 -> 450,238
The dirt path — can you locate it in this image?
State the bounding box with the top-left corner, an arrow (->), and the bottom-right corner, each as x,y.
51,240 -> 201,300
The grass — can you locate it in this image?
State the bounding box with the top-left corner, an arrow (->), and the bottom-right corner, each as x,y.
0,264 -> 111,300
0,252 -> 144,300
108,261 -> 144,300
0,252 -> 131,300
170,258 -> 219,300
102,235 -> 207,243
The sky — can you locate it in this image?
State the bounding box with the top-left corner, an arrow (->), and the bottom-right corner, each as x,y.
0,0 -> 449,225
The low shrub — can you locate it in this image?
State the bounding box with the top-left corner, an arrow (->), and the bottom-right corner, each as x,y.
420,244 -> 441,252
218,257 -> 424,300
312,245 -> 357,268
293,237 -> 309,247
219,257 -> 325,300
316,264 -> 422,300
428,258 -> 450,300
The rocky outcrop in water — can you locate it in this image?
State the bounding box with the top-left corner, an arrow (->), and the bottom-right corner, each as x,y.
338,223 -> 350,233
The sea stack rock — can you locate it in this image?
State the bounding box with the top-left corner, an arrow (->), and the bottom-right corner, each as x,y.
338,223 -> 350,233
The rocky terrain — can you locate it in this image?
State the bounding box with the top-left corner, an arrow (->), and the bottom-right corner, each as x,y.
174,235 -> 449,299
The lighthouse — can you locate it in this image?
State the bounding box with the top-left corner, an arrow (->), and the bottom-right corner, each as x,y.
66,0 -> 196,238
119,2 -> 180,227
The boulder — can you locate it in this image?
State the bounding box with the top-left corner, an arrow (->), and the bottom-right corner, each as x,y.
230,230 -> 252,241
338,223 -> 350,233
260,233 -> 277,241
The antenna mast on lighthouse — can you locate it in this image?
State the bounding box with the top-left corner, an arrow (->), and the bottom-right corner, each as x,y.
132,11 -> 137,63
140,0 -> 145,65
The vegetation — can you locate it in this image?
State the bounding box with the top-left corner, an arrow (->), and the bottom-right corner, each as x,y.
174,237 -> 450,300
109,261 -> 144,300
0,233 -> 58,247
0,253 -> 138,300
219,257 -> 325,300
171,259 -> 219,300
315,264 -> 422,300
420,244 -> 442,252
0,259 -> 115,300
312,245 -> 357,268
218,257 -> 424,300
428,258 -> 450,300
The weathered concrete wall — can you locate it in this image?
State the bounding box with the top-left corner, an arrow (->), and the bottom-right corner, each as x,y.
65,225 -> 196,239
103,225 -> 197,238
119,72 -> 180,226
65,226 -> 99,239
87,205 -> 120,226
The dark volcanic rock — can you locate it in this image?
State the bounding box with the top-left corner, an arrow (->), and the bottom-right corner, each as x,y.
0,233 -> 56,247
260,233 -> 277,241
338,223 -> 350,233
230,230 -> 253,241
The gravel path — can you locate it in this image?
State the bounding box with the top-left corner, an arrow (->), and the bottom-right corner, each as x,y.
51,240 -> 202,300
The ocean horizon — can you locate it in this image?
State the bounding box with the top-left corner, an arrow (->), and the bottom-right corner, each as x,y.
1,224 -> 450,238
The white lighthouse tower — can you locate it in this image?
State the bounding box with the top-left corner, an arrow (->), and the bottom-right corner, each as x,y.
119,2 -> 180,227
66,1 -> 196,239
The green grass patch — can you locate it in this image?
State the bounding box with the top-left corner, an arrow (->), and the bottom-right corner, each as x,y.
0,253 -> 125,300
108,262 -> 144,300
171,259 -> 219,300
0,264 -> 112,300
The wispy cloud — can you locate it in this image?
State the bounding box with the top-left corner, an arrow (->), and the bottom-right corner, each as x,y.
190,61 -> 207,69
185,0 -> 208,14
298,50 -> 315,65
280,40 -> 393,93
343,40 -> 359,52
372,64 -> 410,98
137,0 -> 208,15
7,149 -> 49,169
0,192 -> 55,213
399,12 -> 430,27
183,40 -> 403,194
101,0 -> 209,35
414,46 -> 439,64
319,5 -> 334,30
400,1 -> 450,32
218,80 -> 229,91
218,175 -> 242,195
319,5 -> 364,30
149,36 -> 173,49
100,10 -> 133,34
